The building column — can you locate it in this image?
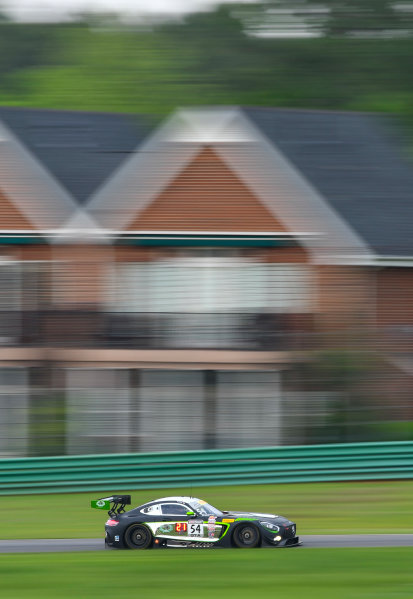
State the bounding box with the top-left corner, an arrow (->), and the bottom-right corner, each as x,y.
203,369 -> 217,449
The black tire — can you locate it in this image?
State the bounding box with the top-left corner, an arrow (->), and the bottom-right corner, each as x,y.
232,524 -> 260,548
124,524 -> 153,550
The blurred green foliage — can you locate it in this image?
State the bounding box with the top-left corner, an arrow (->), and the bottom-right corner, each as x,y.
28,392 -> 66,457
0,4 -> 412,133
286,350 -> 413,444
2,480 -> 412,539
1,548 -> 412,599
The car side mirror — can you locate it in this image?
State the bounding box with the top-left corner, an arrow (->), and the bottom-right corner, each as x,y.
186,511 -> 195,517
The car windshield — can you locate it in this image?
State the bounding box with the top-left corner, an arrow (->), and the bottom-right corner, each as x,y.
189,499 -> 223,518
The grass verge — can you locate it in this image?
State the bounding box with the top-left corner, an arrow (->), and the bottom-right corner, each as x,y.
2,480 -> 412,539
1,548 -> 412,599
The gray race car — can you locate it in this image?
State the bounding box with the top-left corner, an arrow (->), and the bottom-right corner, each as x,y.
91,494 -> 301,549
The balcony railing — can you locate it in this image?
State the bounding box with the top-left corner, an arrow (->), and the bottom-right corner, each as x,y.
0,310 -> 315,351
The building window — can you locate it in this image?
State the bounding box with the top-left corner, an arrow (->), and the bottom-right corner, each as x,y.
65,369 -> 131,455
0,368 -> 28,456
106,258 -> 314,348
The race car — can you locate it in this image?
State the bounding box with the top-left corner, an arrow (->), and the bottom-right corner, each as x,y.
91,494 -> 300,549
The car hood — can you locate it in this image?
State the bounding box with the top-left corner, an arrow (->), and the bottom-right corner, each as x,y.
222,511 -> 291,524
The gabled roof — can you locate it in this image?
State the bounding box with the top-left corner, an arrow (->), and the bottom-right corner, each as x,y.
81,107 -> 373,263
0,107 -> 152,205
0,118 -> 80,234
243,107 -> 413,257
1,105 -> 413,257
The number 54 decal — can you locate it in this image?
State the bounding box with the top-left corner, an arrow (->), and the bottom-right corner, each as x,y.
188,521 -> 203,537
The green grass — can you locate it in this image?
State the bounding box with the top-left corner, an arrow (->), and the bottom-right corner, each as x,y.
3,480 -> 413,539
1,548 -> 412,599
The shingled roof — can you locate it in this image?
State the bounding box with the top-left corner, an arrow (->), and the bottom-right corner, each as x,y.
0,107 -> 152,205
244,107 -> 413,257
0,105 -> 412,256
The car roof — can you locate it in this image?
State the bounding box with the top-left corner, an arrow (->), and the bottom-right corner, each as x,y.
147,496 -> 198,504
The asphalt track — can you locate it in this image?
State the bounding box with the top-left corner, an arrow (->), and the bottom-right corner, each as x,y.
1,535 -> 413,553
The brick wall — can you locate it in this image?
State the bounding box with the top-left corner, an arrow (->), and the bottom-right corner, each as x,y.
317,265 -> 376,335
128,147 -> 289,232
0,189 -> 36,229
377,268 -> 413,326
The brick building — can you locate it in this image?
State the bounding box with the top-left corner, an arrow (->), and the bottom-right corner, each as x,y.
0,106 -> 412,456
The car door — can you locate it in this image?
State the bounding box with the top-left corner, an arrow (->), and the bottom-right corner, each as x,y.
158,502 -> 207,541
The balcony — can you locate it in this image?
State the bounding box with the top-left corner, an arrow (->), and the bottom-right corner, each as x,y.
2,310 -> 315,351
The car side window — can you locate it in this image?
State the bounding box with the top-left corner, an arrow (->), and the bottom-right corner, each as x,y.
161,503 -> 189,516
140,504 -> 161,515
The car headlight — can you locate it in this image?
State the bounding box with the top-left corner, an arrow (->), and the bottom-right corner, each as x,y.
259,521 -> 280,532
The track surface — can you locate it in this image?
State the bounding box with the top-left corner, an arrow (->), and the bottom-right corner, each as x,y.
1,535 -> 413,553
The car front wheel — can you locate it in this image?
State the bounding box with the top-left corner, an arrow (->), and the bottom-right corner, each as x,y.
232,524 -> 260,548
124,524 -> 153,550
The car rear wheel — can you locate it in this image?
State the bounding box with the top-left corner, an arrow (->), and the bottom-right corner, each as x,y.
232,524 -> 260,548
125,524 -> 153,550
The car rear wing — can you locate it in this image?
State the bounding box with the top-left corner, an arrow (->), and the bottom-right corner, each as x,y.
91,495 -> 131,517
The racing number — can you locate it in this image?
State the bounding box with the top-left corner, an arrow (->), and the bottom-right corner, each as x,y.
188,522 -> 202,537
